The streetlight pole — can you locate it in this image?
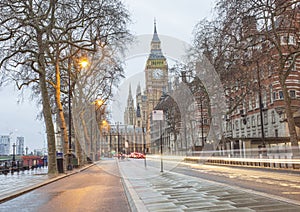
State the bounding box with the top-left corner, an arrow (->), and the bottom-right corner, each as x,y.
66,56 -> 89,170
109,130 -> 112,157
90,105 -> 93,162
160,120 -> 163,172
117,122 -> 120,158
200,99 -> 204,147
12,143 -> 16,166
67,62 -> 73,171
142,125 -> 147,168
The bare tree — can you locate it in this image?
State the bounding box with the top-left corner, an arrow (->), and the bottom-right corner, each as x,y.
0,0 -> 131,174
192,0 -> 300,157
216,0 -> 300,157
72,46 -> 126,165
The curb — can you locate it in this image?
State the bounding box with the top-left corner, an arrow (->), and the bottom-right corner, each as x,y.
116,159 -> 148,212
0,163 -> 95,204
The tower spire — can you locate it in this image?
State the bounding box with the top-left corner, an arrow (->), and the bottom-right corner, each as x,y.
128,83 -> 132,99
152,18 -> 160,42
149,19 -> 164,60
154,18 -> 157,34
136,82 -> 141,95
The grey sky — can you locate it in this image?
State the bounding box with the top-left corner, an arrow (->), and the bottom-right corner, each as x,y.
0,0 -> 215,152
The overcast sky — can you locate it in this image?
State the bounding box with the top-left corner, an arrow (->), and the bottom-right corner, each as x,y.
0,0 -> 216,152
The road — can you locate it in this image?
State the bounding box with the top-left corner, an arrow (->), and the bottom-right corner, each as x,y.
0,160 -> 130,212
172,162 -> 300,203
142,157 -> 300,203
119,158 -> 300,211
1,158 -> 300,211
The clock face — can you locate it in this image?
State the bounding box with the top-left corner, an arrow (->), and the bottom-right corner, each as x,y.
152,69 -> 163,79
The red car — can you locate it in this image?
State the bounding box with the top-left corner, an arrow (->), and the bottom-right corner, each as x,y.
129,152 -> 145,159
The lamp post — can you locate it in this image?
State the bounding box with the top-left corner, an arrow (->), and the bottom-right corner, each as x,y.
67,59 -> 73,171
117,122 -> 120,157
67,56 -> 89,171
90,104 -> 93,162
142,125 -> 147,167
12,143 -> 16,166
200,99 -> 204,147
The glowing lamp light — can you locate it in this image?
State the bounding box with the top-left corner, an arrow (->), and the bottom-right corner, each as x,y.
79,57 -> 89,68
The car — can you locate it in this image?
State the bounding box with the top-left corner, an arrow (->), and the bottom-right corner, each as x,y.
129,152 -> 145,159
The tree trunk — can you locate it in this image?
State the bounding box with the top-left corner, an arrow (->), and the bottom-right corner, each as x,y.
281,81 -> 300,160
40,74 -> 57,175
54,57 -> 69,169
75,136 -> 83,167
80,111 -> 91,163
37,34 -> 57,175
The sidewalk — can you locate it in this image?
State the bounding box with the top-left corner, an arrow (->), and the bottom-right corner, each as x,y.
118,158 -> 300,212
0,164 -> 94,204
0,167 -> 49,202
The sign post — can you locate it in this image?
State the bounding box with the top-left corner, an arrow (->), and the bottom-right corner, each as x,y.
152,110 -> 164,172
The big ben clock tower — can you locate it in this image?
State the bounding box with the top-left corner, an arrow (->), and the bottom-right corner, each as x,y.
145,21 -> 168,114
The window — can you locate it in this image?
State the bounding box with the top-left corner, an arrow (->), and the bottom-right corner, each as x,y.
256,94 -> 259,108
290,90 -> 296,99
226,122 -> 231,131
262,91 -> 267,108
251,116 -> 256,127
281,34 -> 296,45
271,111 -> 276,124
281,35 -> 288,44
279,91 -> 284,99
269,85 -> 273,103
247,117 -> 250,128
240,119 -> 244,129
264,112 -> 268,125
268,65 -> 273,76
249,98 -> 253,110
235,120 -> 239,130
286,60 -> 296,72
273,92 -> 277,101
289,35 -> 296,45
257,114 -> 261,126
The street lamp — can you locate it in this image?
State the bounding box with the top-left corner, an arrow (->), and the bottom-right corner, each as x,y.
67,56 -> 89,171
12,143 -> 16,166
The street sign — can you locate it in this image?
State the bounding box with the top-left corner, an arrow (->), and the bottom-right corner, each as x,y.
152,110 -> 164,120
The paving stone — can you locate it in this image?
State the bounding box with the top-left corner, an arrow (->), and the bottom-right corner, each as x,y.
118,160 -> 300,212
184,204 -> 236,211
147,202 -> 178,211
248,203 -> 298,211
